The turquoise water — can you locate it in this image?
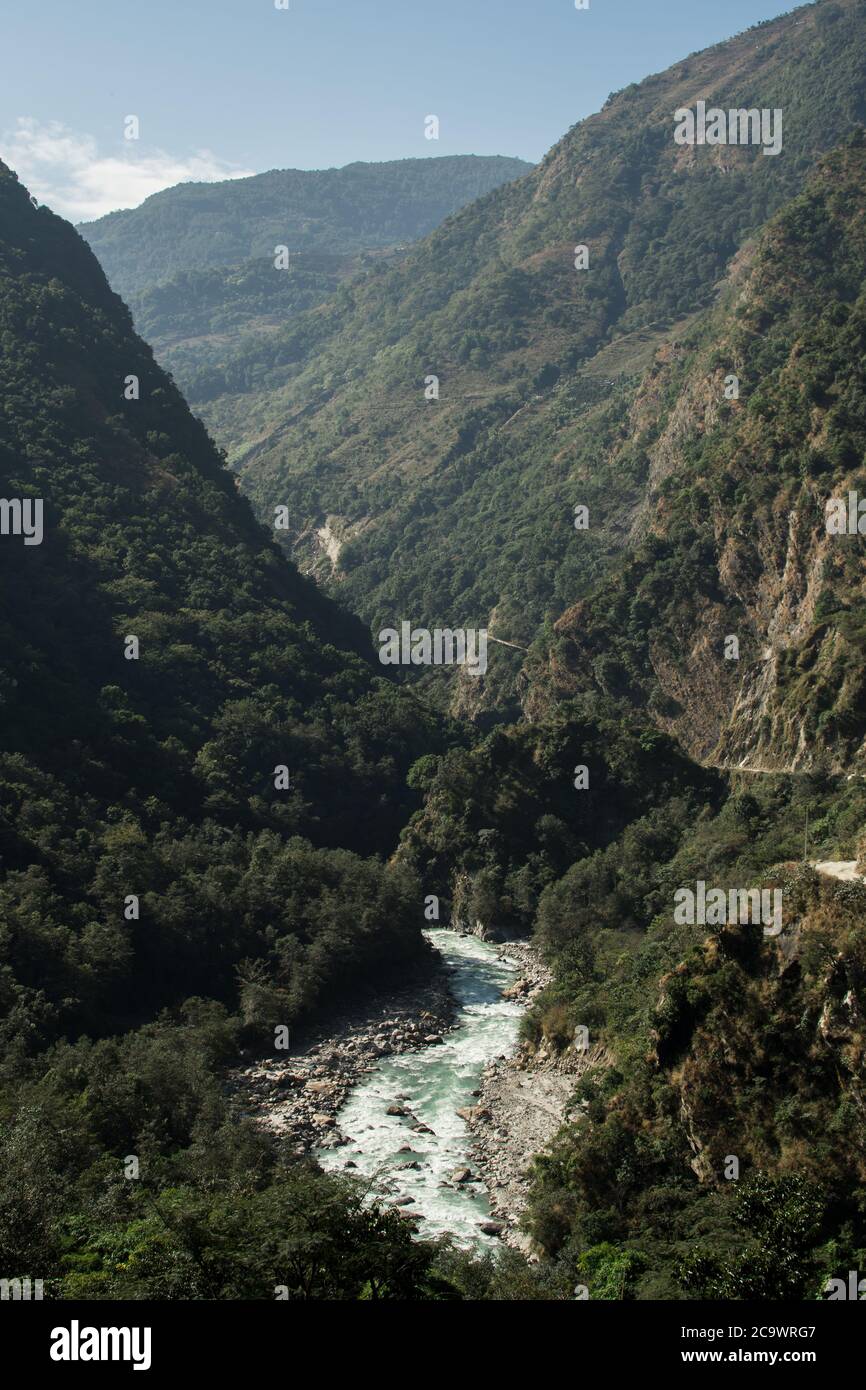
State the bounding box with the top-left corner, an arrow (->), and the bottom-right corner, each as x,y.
317,929 -> 521,1246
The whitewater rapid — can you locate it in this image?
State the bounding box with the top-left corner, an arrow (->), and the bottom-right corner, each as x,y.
317,929 -> 522,1246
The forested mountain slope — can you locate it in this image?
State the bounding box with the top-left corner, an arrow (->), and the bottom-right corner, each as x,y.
77,156 -> 532,436
229,0 -> 866,722
523,837 -> 866,1299
0,154 -> 497,1299
3,0 -> 865,1304
0,158 -> 445,1056
523,137 -> 866,774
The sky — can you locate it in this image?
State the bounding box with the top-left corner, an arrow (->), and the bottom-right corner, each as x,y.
0,0 -> 800,223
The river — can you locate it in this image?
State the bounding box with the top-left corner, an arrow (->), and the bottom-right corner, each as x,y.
317,929 -> 523,1246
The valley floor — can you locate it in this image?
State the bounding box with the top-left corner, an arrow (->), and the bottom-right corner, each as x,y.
228,933 -> 579,1249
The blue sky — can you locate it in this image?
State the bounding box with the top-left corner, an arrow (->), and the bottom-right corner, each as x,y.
1,0 -> 799,221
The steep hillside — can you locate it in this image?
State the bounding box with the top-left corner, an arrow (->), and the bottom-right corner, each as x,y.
396,697 -> 720,940
0,155 -> 484,1301
528,138 -> 866,774
528,858 -> 866,1298
515,745 -> 866,1299
0,157 -> 447,1055
229,0 -> 866,715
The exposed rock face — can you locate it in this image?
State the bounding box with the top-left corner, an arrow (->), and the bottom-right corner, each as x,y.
316,517 -> 345,570
450,871 -> 526,943
523,146 -> 866,777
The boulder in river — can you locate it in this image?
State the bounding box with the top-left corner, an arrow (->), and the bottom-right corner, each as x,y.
319,1130 -> 347,1149
501,979 -> 530,1000
450,1167 -> 475,1185
456,1106 -> 492,1124
478,1220 -> 505,1237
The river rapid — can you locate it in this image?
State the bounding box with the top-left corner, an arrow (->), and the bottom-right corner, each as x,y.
317,929 -> 523,1246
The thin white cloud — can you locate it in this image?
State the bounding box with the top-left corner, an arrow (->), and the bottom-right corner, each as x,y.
0,118 -> 255,222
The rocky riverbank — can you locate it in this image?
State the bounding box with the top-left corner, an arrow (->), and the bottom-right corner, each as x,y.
463,940 -> 584,1253
226,960 -> 457,1154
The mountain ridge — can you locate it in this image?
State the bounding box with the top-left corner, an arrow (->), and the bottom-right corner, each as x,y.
76,154 -> 534,295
